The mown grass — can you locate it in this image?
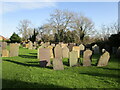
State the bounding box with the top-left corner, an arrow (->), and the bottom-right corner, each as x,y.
2,46 -> 120,88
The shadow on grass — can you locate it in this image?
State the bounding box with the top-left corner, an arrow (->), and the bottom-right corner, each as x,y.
97,67 -> 120,71
80,72 -> 120,79
29,53 -> 37,55
3,59 -> 53,69
2,79 -> 71,88
19,55 -> 37,59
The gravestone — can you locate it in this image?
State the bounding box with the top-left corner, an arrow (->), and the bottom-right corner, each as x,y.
54,44 -> 62,59
62,46 -> 69,58
112,47 -> 117,54
69,51 -> 78,67
47,45 -> 54,58
0,43 -> 1,57
39,48 -> 51,67
72,46 -> 80,58
28,41 -> 33,49
92,44 -> 99,54
25,44 -> 29,48
9,43 -> 19,57
51,44 -> 55,47
2,49 -> 9,57
60,43 -> 68,48
68,43 -> 74,52
53,58 -> 64,70
97,51 -> 110,67
37,46 -> 45,59
2,42 -> 7,50
79,44 -> 85,55
83,49 -> 92,66
116,47 -> 120,58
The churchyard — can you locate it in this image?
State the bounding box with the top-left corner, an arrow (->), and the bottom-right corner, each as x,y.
1,41 -> 120,88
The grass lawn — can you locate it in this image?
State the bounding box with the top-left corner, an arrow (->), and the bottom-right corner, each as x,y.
2,46 -> 120,88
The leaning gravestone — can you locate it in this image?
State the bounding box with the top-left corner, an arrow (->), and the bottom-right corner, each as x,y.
39,48 -> 51,67
69,51 -> 78,67
53,58 -> 64,70
72,46 -> 80,58
47,45 -> 54,58
54,44 -> 62,59
28,41 -> 33,49
79,44 -> 85,56
62,46 -> 69,58
97,51 -> 110,67
83,49 -> 92,66
92,44 -> 99,54
2,49 -> 9,57
9,43 -> 19,57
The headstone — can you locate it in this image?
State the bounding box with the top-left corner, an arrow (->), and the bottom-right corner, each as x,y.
97,51 -> 110,67
9,43 -> 19,57
51,44 -> 55,47
116,47 -> 120,58
54,44 -> 62,59
69,51 -> 78,67
2,49 -> 9,57
53,58 -> 64,70
39,48 -> 51,67
112,47 -> 117,54
79,44 -> 85,55
0,43 -> 2,57
37,46 -> 45,59
92,44 -> 99,54
62,46 -> 69,58
60,43 -> 68,48
25,44 -> 29,48
72,46 -> 80,58
2,42 -> 7,50
83,49 -> 92,66
28,41 -> 33,49
47,45 -> 54,58
68,43 -> 74,52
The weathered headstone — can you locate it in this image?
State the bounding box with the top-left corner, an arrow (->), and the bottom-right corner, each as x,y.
39,48 -> 51,67
83,49 -> 92,66
2,42 -> 7,50
25,43 -> 29,48
54,44 -> 62,59
72,46 -> 80,58
51,44 -> 55,47
47,45 -> 54,58
97,51 -> 110,67
2,49 -> 9,57
92,44 -> 99,54
53,58 -> 64,70
69,51 -> 78,67
60,43 -> 68,48
9,43 -> 19,57
68,43 -> 74,52
79,44 -> 85,55
37,46 -> 45,59
62,46 -> 69,58
28,41 -> 33,49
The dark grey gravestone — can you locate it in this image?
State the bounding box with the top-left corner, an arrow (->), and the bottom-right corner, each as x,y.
53,58 -> 64,70
83,49 -> 92,66
9,43 -> 19,57
69,51 -> 78,67
112,47 -> 117,54
39,48 -> 51,67
97,51 -> 110,67
92,44 -> 99,54
116,47 -> 120,58
67,43 -> 74,52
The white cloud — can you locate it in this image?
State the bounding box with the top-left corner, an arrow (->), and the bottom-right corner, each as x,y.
0,2 -> 57,14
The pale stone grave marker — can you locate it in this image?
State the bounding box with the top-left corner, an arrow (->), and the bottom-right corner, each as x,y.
47,45 -> 54,58
39,48 -> 51,67
62,46 -> 69,58
53,58 -> 64,70
97,51 -> 110,67
28,41 -> 33,49
54,44 -> 62,59
2,49 -> 9,57
79,44 -> 85,56
83,49 -> 92,66
69,51 -> 78,67
9,43 -> 19,57
72,46 -> 80,58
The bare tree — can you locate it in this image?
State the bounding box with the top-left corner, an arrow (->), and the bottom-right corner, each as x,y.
17,19 -> 33,40
70,13 -> 94,41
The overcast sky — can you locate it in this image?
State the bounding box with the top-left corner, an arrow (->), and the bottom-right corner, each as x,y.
0,1 -> 118,38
